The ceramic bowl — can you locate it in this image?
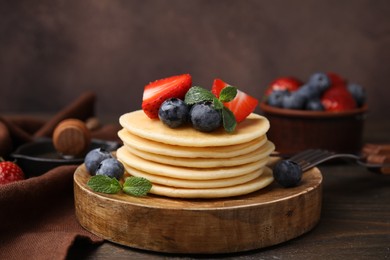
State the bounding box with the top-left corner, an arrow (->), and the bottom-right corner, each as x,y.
259,102 -> 368,155
11,138 -> 120,177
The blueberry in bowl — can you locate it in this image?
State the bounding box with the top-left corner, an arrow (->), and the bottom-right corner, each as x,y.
260,72 -> 368,155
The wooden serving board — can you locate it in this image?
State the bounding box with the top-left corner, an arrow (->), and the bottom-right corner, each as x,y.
74,165 -> 322,254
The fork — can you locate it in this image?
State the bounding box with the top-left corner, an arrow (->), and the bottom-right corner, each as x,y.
283,149 -> 390,174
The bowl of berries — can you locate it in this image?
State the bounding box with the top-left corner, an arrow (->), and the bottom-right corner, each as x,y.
260,72 -> 367,155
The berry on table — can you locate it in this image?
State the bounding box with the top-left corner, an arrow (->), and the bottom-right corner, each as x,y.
273,160 -> 302,188
84,148 -> 113,175
190,101 -> 222,132
158,98 -> 189,128
96,158 -> 125,180
0,159 -> 25,185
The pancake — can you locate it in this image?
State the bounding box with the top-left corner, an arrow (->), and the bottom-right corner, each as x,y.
126,141 -> 275,168
123,165 -> 264,189
116,146 -> 269,180
118,128 -> 268,158
119,110 -> 270,147
148,167 -> 274,198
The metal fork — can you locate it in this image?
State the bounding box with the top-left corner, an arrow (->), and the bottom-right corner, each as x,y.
286,149 -> 389,173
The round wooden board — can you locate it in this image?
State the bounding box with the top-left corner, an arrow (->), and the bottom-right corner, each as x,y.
74,164 -> 322,254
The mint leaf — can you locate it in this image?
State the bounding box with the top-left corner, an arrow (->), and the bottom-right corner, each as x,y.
183,85 -> 238,133
222,107 -> 237,133
123,177 -> 152,197
184,86 -> 215,105
219,86 -> 237,103
87,175 -> 122,194
212,97 -> 224,110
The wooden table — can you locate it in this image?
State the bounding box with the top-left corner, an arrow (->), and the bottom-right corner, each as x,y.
67,120 -> 390,259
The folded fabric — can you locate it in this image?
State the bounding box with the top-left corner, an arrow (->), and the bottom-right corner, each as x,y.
0,166 -> 103,260
0,92 -> 122,259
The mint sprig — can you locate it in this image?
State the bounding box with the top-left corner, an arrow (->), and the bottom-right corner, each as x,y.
184,86 -> 217,104
87,175 -> 152,197
87,175 -> 122,194
123,177 -> 152,197
184,86 -> 238,133
219,86 -> 237,102
221,107 -> 237,133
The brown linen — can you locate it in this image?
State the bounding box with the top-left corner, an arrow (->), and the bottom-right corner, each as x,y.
0,92 -> 121,259
0,166 -> 103,260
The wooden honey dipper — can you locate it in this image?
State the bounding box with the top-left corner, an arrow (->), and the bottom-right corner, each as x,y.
52,118 -> 97,157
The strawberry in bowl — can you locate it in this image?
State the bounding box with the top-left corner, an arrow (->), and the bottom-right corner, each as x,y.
260,72 -> 367,154
264,72 -> 366,112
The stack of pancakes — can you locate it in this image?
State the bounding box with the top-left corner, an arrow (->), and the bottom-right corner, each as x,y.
116,110 -> 275,198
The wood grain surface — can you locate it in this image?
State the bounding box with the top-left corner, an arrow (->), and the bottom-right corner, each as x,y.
74,165 -> 322,254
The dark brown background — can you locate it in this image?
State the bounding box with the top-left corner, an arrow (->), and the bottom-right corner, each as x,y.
1,0 -> 389,121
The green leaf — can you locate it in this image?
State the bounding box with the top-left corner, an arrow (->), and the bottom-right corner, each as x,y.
219,86 -> 237,103
222,107 -> 237,133
123,177 -> 152,197
212,97 -> 224,110
184,86 -> 216,105
87,175 -> 122,194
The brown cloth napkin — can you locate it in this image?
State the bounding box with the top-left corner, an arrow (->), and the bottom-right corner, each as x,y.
0,92 -> 122,260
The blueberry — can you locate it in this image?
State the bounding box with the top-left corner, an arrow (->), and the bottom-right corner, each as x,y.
307,72 -> 331,92
84,148 -> 113,175
305,99 -> 325,111
347,83 -> 366,107
273,160 -> 302,188
96,158 -> 125,180
295,84 -> 321,100
190,101 -> 222,132
158,98 -> 189,128
282,92 -> 306,110
267,90 -> 289,107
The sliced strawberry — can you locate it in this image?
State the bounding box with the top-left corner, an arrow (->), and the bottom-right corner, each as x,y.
265,77 -> 302,96
142,74 -> 192,119
321,84 -> 357,111
211,79 -> 258,123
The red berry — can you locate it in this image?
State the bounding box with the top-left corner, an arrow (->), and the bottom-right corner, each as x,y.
327,72 -> 347,86
265,77 -> 302,96
0,161 -> 25,185
211,79 -> 258,123
322,73 -> 361,111
321,85 -> 357,111
142,74 -> 192,119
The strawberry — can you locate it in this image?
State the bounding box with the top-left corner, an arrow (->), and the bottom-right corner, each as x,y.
327,72 -> 347,86
321,84 -> 357,111
321,72 -> 356,111
0,159 -> 25,185
265,77 -> 302,96
211,79 -> 258,123
142,74 -> 192,119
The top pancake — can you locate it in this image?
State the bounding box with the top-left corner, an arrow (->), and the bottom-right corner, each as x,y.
119,110 -> 270,147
